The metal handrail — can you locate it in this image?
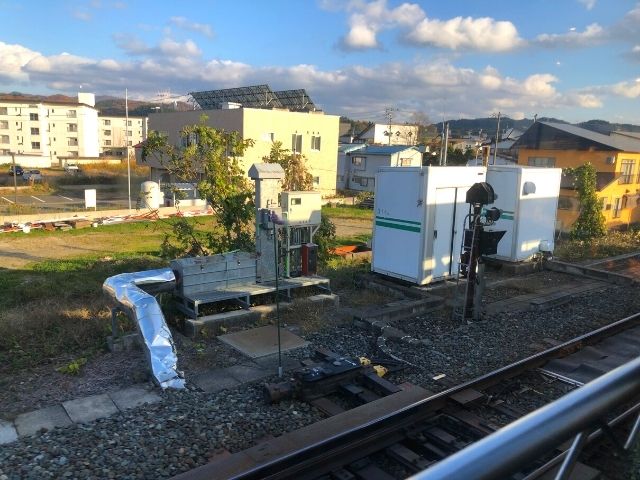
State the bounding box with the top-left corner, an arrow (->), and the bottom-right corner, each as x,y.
409,355 -> 640,480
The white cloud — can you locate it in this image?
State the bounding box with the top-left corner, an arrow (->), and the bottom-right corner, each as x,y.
0,42 -> 42,82
611,79 -> 640,98
113,34 -> 201,58
407,16 -> 523,52
0,40 -> 619,120
578,0 -> 596,10
169,16 -> 214,38
338,0 -> 425,50
535,23 -> 605,47
72,10 -> 92,21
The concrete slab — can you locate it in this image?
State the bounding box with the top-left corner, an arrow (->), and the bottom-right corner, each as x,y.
0,419 -> 18,444
109,385 -> 162,411
252,354 -> 302,371
225,364 -> 271,383
62,394 -> 119,424
192,369 -> 240,393
15,405 -> 72,436
218,325 -> 308,358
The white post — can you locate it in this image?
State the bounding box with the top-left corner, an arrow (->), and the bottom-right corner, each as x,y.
126,88 -> 131,210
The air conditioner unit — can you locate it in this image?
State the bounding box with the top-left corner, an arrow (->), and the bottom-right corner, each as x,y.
605,157 -> 615,165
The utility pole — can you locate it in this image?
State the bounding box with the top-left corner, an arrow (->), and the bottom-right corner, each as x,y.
125,88 -> 131,210
11,151 -> 17,204
443,122 -> 449,166
492,111 -> 501,166
384,107 -> 395,145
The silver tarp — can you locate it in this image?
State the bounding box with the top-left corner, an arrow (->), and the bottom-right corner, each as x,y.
103,268 -> 185,389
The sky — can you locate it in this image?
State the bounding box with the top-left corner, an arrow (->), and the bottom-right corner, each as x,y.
1,0 -> 639,125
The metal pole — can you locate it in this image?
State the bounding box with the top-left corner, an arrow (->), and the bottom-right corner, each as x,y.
273,224 -> 283,377
126,88 -> 131,210
443,122 -> 449,166
493,111 -> 501,165
11,151 -> 17,204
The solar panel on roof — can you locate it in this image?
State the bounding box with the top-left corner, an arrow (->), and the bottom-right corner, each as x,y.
190,85 -> 318,111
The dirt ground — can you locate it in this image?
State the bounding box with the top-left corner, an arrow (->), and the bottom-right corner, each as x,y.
332,218 -> 373,239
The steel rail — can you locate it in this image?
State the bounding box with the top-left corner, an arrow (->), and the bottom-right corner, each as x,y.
409,355 -> 640,480
173,312 -> 640,480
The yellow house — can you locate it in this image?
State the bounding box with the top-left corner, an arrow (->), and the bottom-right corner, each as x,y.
513,122 -> 640,231
141,86 -> 339,196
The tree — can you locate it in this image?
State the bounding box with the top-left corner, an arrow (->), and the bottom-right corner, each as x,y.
566,163 -> 606,240
263,141 -> 313,191
141,116 -> 256,256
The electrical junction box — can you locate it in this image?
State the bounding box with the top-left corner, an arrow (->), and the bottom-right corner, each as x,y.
280,191 -> 322,226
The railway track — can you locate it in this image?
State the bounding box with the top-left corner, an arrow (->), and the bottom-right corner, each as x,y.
173,312 -> 640,480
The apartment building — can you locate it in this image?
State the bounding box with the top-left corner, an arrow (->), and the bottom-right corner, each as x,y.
145,105 -> 340,195
514,121 -> 640,230
0,92 -> 98,164
342,123 -> 419,146
98,115 -> 148,157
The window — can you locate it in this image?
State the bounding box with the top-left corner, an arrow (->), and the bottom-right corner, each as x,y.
0,107 -> 7,115
291,134 -> 302,153
31,141 -> 40,149
400,158 -> 412,166
313,176 -> 320,185
103,119 -> 111,126
352,175 -> 369,187
67,110 -> 76,118
105,140 -> 112,146
181,132 -> 199,147
311,135 -> 321,150
68,137 -> 78,146
127,120 -> 132,126
558,196 -> 575,210
29,113 -> 39,121
127,130 -> 132,137
67,124 -> 78,133
68,151 -> 78,157
104,130 -> 111,136
30,127 -> 39,135
527,157 -> 556,167
0,149 -> 9,155
351,156 -> 365,168
622,196 -> 628,209
128,140 -> 132,146
1,135 -> 9,144
619,159 -> 635,184
612,197 -> 621,218
0,120 -> 8,129
291,198 -> 302,206
261,132 -> 275,142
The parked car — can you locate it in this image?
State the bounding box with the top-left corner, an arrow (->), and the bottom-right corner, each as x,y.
8,165 -> 24,176
64,164 -> 80,174
23,170 -> 43,182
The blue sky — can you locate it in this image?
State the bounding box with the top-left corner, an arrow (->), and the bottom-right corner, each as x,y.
1,0 -> 639,124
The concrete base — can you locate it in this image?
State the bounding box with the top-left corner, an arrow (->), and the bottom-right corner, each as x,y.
218,325 -> 308,359
184,294 -> 339,338
62,394 -> 119,424
109,386 -> 161,411
107,333 -> 141,352
191,369 -> 241,393
14,405 -> 72,437
484,257 -> 544,275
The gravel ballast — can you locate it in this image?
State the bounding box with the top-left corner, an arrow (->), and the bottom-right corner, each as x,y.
1,271 -> 639,479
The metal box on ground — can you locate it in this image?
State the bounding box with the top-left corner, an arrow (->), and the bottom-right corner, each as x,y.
171,251 -> 257,298
372,166 -> 487,285
301,243 -> 318,275
281,191 -> 322,225
485,165 -> 561,261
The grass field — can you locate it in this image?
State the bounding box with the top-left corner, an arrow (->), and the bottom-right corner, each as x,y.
322,204 -> 373,221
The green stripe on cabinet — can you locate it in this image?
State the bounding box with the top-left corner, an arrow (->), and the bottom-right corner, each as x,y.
375,220 -> 421,233
375,215 -> 422,226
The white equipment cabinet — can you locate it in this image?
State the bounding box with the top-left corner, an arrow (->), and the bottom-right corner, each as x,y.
485,165 -> 562,261
372,166 -> 487,285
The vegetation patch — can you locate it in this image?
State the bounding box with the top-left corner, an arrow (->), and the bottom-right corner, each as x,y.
555,229 -> 640,262
322,204 -> 374,221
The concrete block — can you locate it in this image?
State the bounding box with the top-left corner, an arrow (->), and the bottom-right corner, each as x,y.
109,385 -> 161,411
0,419 -> 18,444
107,333 -> 141,353
62,394 -> 119,424
15,405 -> 72,436
218,325 -> 308,358
225,364 -> 271,383
192,370 -> 240,393
305,293 -> 340,308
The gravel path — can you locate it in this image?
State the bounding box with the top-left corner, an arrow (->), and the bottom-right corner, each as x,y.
1,272 -> 639,479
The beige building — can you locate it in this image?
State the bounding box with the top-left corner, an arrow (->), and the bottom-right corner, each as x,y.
0,92 -> 99,166
98,115 -> 148,157
144,107 -> 340,195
